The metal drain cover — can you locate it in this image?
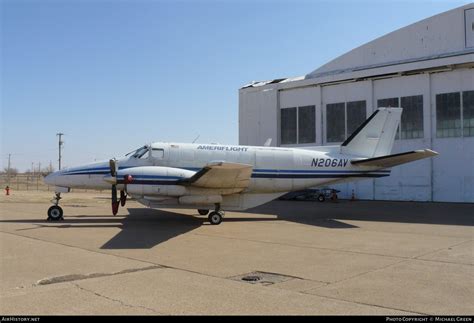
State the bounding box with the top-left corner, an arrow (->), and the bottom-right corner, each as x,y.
230,271 -> 295,286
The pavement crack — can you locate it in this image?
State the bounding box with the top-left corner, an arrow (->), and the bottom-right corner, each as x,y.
414,239 -> 473,262
71,282 -> 162,314
35,265 -> 162,286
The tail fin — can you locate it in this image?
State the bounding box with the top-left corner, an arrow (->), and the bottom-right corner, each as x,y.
340,108 -> 401,158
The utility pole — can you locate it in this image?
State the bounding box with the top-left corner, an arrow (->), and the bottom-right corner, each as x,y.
56,133 -> 64,170
7,154 -> 11,184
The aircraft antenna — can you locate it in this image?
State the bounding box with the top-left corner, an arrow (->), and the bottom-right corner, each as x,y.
192,135 -> 200,144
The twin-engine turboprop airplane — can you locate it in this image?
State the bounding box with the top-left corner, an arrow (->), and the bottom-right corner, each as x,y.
44,108 -> 437,225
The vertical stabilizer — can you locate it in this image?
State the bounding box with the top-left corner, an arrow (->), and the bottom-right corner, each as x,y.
340,108 -> 402,158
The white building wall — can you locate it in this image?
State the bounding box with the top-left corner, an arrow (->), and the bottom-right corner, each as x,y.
239,88 -> 278,146
430,69 -> 474,202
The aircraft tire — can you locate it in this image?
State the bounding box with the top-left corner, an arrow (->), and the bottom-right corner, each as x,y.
198,209 -> 209,216
317,195 -> 325,202
208,211 -> 222,225
47,205 -> 63,221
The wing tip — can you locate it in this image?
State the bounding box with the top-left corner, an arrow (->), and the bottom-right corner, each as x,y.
417,149 -> 439,156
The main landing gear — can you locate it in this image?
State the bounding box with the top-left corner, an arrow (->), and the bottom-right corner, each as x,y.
197,204 -> 225,225
207,204 -> 225,225
47,193 -> 64,221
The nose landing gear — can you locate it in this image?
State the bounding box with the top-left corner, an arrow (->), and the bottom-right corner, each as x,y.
47,193 -> 64,221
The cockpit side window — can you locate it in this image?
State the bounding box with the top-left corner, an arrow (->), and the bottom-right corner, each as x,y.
151,148 -> 164,159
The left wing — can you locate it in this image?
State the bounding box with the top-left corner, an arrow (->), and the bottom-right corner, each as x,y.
179,161 -> 253,189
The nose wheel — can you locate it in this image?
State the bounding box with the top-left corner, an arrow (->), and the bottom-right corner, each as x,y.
47,205 -> 64,221
47,193 -> 64,221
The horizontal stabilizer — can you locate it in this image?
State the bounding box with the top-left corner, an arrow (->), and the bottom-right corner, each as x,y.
351,149 -> 438,168
179,161 -> 253,189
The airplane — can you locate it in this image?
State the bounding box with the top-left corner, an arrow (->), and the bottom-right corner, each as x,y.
43,108 -> 438,225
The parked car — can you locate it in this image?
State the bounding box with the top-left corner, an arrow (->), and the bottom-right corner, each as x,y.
279,188 -> 340,202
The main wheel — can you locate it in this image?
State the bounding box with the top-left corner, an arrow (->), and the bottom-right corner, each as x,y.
47,205 -> 63,221
208,211 -> 223,225
198,209 -> 209,216
317,195 -> 325,202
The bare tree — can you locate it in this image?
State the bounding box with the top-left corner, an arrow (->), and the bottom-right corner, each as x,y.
3,167 -> 18,176
43,164 -> 55,176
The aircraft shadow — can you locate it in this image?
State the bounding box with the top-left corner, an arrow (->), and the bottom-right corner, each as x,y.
3,199 -> 470,250
246,200 -> 474,227
100,208 -> 203,249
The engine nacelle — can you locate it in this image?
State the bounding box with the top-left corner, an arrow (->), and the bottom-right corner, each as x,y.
117,166 -> 195,197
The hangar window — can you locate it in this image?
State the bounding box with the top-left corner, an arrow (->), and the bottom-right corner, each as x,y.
346,101 -> 367,135
400,95 -> 424,139
377,98 -> 399,108
298,105 -> 316,144
463,91 -> 474,137
326,103 -> 345,143
436,92 -> 461,138
378,96 -> 423,140
281,107 -> 297,144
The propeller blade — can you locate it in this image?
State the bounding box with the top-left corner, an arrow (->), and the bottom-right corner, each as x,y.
109,159 -> 117,177
120,190 -> 127,207
111,184 -> 119,215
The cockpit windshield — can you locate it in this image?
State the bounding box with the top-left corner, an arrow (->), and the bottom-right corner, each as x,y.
125,145 -> 149,159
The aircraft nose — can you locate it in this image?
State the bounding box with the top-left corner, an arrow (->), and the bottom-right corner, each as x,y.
44,172 -> 58,185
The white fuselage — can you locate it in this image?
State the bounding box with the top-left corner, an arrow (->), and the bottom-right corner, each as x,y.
44,142 -> 389,210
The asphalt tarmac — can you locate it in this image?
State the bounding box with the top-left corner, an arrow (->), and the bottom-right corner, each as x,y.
1,191 -> 472,315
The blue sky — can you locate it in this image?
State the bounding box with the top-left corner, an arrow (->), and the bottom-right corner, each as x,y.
1,0 -> 470,171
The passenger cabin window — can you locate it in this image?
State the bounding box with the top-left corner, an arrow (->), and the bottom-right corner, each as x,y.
152,148 -> 165,159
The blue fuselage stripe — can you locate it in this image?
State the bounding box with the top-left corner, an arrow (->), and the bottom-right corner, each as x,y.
62,165 -> 391,184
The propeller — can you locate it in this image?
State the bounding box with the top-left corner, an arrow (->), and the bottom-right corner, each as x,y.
109,159 -> 119,216
120,174 -> 133,207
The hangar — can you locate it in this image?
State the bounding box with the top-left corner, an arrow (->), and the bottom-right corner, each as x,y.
238,4 -> 474,203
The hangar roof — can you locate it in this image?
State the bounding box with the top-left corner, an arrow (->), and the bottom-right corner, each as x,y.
241,4 -> 474,90
306,3 -> 474,79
